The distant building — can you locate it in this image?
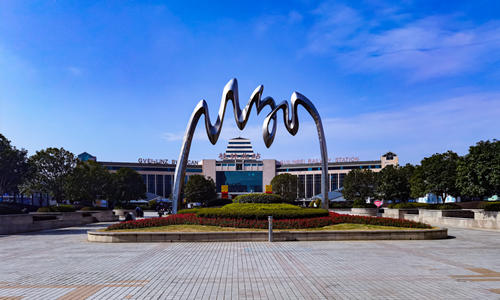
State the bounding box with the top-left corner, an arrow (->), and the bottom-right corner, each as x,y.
77,152 -> 96,162
80,137 -> 398,199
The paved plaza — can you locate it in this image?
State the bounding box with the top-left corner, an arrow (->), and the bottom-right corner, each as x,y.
1,224 -> 500,299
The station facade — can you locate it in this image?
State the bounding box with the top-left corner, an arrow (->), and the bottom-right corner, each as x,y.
82,137 -> 398,199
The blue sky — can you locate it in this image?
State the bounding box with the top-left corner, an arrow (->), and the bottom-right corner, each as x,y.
0,0 -> 499,165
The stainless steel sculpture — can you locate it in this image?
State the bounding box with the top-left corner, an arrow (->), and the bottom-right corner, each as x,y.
172,78 -> 329,213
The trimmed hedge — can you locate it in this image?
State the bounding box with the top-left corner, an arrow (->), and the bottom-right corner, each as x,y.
178,208 -> 203,214
206,198 -> 233,207
37,205 -> 76,212
388,203 -> 462,210
233,193 -> 290,204
80,206 -> 109,211
388,203 -> 429,209
330,202 -> 353,209
193,203 -> 329,220
106,211 -> 431,231
479,201 -> 500,211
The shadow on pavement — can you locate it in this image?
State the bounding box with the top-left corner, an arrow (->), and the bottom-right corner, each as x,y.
2,222 -> 115,237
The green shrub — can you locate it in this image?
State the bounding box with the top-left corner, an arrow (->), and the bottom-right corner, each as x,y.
352,199 -> 376,208
428,203 -> 461,210
387,203 -> 461,210
388,203 -> 428,209
194,203 -> 329,220
148,199 -> 157,209
79,206 -> 109,211
178,208 -> 202,214
206,198 -> 233,207
330,202 -> 353,209
233,193 -> 290,204
479,201 -> 500,211
0,204 -> 24,215
36,205 -> 76,213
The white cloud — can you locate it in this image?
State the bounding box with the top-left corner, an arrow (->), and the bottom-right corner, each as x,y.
304,3 -> 500,80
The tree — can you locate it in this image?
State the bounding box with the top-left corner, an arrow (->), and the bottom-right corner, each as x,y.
0,134 -> 30,196
456,140 -> 500,199
112,168 -> 146,207
271,173 -> 299,203
64,160 -> 113,207
184,175 -> 216,206
342,169 -> 377,204
22,147 -> 76,203
409,165 -> 425,199
376,165 -> 411,202
419,151 -> 460,202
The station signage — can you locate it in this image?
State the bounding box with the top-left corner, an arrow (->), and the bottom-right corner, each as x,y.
279,156 -> 360,164
218,153 -> 261,160
138,158 -> 198,165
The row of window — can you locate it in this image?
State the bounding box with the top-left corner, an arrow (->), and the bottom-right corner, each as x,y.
216,163 -> 263,167
228,141 -> 251,144
141,174 -> 194,198
215,171 -> 263,193
105,166 -> 202,173
297,173 -> 346,198
277,165 -> 382,172
225,150 -> 254,153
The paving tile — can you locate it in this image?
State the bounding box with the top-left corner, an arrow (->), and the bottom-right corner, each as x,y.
1,224 -> 500,299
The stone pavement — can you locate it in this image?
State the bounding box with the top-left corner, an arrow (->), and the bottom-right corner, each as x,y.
1,224 -> 500,299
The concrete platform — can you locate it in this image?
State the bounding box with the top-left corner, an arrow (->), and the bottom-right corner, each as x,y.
2,223 -> 500,299
88,227 -> 448,243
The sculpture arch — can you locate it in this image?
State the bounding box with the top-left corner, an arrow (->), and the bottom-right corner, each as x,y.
172,78 -> 328,213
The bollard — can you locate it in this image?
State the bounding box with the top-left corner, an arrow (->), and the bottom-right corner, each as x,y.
268,215 -> 273,242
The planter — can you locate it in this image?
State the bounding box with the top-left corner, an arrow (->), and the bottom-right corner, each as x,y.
351,207 -> 378,216
88,228 -> 448,243
383,208 -> 419,219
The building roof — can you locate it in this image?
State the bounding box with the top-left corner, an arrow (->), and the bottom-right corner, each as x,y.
224,137 -> 255,159
77,152 -> 96,162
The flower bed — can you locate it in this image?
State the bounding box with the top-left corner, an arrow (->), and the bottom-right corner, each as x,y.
106,212 -> 431,231
194,203 -> 329,220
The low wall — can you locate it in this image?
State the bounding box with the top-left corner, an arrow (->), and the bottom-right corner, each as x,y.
333,208 -> 378,216
0,210 -> 117,235
382,208 -> 500,230
383,208 -> 419,219
88,228 -> 448,243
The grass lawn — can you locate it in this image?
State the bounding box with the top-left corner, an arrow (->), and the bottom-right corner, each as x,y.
104,223 -> 425,232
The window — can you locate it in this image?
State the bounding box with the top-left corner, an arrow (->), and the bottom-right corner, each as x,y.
236,164 -> 242,170
225,150 -> 254,153
148,175 -> 155,194
330,174 -> 338,191
339,174 -> 346,188
306,174 -> 313,198
298,175 -> 305,198
314,174 -> 321,196
164,175 -> 172,197
216,171 -> 263,193
156,175 -> 164,197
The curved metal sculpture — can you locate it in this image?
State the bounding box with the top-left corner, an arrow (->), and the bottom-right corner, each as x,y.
172,78 -> 329,213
